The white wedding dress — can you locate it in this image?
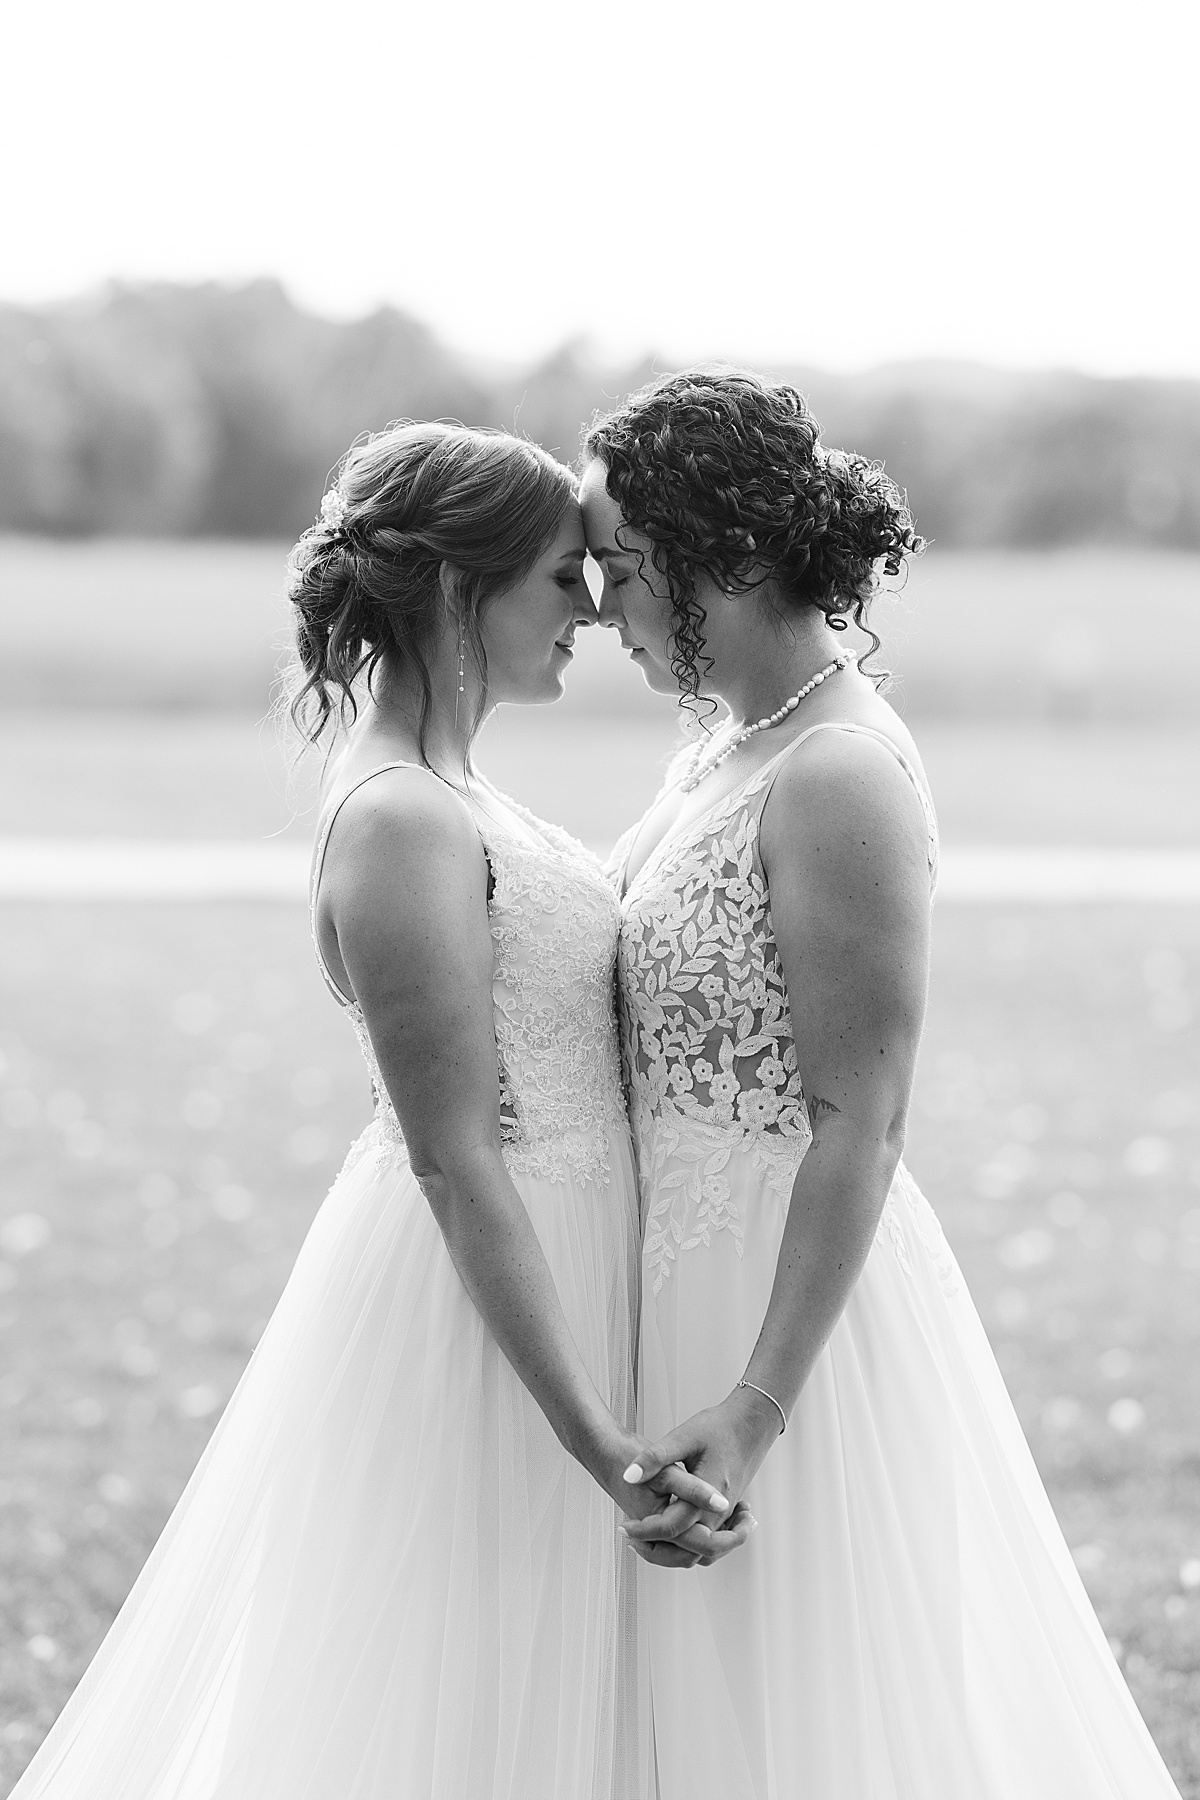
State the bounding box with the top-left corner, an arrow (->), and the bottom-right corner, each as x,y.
614,722 -> 1182,1800
12,763 -> 647,1800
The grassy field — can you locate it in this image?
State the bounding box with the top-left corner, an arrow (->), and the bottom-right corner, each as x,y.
1,532 -> 1199,1791
2,704 -> 1200,853
0,893 -> 1197,1791
1,535 -> 1198,719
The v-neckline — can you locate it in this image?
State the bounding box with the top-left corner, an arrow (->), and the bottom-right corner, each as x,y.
618,718 -> 940,905
619,738 -> 795,902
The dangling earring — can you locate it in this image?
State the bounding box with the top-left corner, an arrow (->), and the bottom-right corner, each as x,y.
454,617 -> 466,728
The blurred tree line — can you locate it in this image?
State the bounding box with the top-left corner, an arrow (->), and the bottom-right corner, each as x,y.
2,280 -> 1198,546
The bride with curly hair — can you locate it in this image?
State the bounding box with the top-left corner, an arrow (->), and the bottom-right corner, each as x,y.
583,368 -> 1183,1799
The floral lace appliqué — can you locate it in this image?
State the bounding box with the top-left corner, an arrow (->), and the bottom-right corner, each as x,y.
619,742 -> 940,1292
483,820 -> 627,1185
620,780 -> 816,1291
317,798 -> 627,1189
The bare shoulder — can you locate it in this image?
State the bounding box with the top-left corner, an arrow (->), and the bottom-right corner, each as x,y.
321,766 -> 486,902
760,725 -> 931,899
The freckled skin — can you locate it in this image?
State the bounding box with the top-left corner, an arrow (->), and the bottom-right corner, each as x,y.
586,460 -> 936,1555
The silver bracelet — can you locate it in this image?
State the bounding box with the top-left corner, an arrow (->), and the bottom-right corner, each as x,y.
737,1377 -> 787,1437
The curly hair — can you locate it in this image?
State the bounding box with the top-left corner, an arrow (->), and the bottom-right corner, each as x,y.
283,421 -> 577,756
583,367 -> 924,707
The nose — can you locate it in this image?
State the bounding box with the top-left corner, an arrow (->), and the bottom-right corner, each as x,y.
595,575 -> 625,631
585,554 -> 623,630
572,584 -> 600,628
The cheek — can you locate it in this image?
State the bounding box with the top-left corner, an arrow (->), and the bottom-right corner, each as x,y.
628,585 -> 674,649
479,597 -> 556,680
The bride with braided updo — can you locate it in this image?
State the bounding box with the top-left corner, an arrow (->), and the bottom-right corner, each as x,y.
7,421 -> 749,1800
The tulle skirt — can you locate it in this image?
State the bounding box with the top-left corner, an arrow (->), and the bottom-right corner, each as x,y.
638,1151 -> 1182,1800
14,1121 -> 646,1800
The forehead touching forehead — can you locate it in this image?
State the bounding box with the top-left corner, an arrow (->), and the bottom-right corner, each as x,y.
542,496 -> 587,562
580,460 -> 635,562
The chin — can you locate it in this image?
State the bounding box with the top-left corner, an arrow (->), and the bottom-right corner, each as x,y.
639,661 -> 680,697
513,675 -> 567,706
491,665 -> 568,706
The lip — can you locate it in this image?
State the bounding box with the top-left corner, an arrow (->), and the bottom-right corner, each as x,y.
553,640 -> 574,656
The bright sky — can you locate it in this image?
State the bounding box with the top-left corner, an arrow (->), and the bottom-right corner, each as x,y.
4,0 -> 1197,377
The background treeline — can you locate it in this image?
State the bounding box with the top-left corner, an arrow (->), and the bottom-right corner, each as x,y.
2,280 -> 1199,546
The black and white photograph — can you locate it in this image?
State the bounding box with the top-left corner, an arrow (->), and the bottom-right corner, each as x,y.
1,0 -> 1198,1794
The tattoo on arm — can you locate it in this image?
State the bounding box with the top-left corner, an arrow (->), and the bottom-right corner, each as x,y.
807,1094 -> 842,1130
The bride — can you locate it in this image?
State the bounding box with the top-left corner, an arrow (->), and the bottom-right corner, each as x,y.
583,369 -> 1184,1798
10,420 -> 744,1800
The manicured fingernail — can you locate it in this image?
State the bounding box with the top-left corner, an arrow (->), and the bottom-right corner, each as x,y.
623,1463 -> 643,1483
748,1515 -> 759,1532
617,1524 -> 629,1536
707,1493 -> 729,1512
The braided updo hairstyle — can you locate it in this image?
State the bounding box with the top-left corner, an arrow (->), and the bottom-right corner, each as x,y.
285,421 -> 578,753
584,368 -> 924,705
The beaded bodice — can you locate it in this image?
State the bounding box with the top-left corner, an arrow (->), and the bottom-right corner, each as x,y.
613,723 -> 939,1289
312,765 -> 627,1187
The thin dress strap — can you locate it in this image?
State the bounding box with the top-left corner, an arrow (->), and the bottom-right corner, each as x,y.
757,720 -> 940,882
309,760 -> 431,1008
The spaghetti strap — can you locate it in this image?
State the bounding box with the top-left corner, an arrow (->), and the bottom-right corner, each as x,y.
308,760 -> 443,1008
758,720 -> 940,879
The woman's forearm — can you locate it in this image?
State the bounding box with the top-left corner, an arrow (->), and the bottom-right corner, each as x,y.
413,1145 -> 620,1483
742,1120 -> 905,1421
619,1122 -> 906,1541
322,786 -> 645,1506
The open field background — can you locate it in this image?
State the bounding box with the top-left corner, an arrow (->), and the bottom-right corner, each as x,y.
0,539 -> 1198,1791
2,535 -> 1199,719
3,708 -> 1200,855
2,900 -> 1198,1790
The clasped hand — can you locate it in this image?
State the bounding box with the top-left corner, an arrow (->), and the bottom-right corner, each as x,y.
618,1387 -> 783,1570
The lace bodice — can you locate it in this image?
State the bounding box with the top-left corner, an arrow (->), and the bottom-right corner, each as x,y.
312,764 -> 627,1187
613,723 -> 940,1288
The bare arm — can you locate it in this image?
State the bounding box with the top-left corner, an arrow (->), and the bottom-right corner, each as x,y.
738,732 -> 931,1416
623,733 -> 932,1540
320,771 -> 732,1523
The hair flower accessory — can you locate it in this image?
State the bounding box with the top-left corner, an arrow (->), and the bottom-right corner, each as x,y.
320,486 -> 348,534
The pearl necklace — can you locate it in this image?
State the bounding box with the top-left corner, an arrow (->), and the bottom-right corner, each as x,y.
678,653 -> 856,794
